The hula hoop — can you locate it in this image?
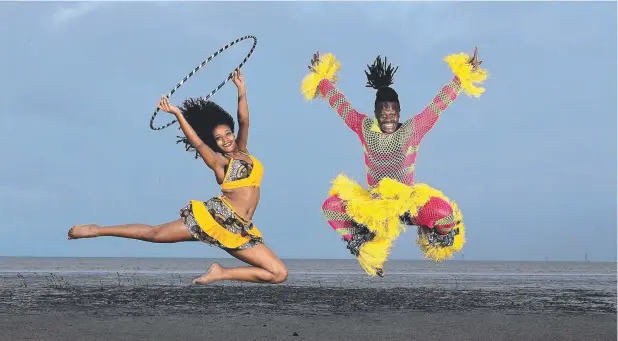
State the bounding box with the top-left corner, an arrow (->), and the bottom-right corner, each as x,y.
150,35 -> 258,131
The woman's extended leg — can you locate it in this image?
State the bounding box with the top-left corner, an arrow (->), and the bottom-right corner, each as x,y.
192,243 -> 288,285
68,219 -> 196,243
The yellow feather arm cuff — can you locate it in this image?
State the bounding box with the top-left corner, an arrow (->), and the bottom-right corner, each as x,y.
300,53 -> 341,100
444,53 -> 489,98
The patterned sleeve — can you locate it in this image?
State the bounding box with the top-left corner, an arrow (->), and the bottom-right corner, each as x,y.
317,78 -> 368,136
410,76 -> 462,143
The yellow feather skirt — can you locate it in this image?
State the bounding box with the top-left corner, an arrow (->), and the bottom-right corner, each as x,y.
328,174 -> 466,266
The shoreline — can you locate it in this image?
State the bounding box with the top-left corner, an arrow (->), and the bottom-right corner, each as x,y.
2,255 -> 616,263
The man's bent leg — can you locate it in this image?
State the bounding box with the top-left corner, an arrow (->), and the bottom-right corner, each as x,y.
322,194 -> 356,241
415,196 -> 457,235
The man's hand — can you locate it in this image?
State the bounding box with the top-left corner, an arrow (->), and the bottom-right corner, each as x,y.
468,47 -> 483,70
308,51 -> 320,73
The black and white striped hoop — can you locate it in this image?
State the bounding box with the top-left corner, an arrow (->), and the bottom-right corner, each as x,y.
150,35 -> 258,131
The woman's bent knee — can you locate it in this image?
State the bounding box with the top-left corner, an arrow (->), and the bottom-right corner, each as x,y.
270,265 -> 288,284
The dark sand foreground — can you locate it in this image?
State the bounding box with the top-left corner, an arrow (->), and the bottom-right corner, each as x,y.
1,280 -> 616,341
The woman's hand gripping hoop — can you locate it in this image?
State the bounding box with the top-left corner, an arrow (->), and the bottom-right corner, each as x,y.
150,35 -> 258,131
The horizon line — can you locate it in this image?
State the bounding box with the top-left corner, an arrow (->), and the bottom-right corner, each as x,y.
0,255 -> 616,263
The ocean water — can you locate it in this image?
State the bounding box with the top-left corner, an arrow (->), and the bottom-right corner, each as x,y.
1,257 -> 616,292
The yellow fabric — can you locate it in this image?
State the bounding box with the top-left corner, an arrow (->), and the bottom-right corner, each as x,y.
369,119 -> 382,133
300,53 -> 341,100
358,237 -> 392,277
444,53 -> 489,98
190,198 -> 263,249
328,174 -> 466,262
220,152 -> 264,191
329,175 -> 432,241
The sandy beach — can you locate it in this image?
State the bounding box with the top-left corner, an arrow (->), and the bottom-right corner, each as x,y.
1,258 -> 616,340
1,280 -> 616,340
3,310 -> 615,341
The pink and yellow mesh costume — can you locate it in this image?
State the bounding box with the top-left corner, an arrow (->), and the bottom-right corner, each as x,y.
301,53 -> 488,276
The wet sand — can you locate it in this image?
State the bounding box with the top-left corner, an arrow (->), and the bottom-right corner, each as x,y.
1,281 -> 616,340
3,311 -> 615,341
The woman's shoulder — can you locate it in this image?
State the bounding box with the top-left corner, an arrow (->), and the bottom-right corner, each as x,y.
216,153 -> 232,167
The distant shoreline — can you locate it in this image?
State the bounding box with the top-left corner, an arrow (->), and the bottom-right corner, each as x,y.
1,255 -> 616,263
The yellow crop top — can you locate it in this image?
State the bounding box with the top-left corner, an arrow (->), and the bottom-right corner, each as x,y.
220,151 -> 264,190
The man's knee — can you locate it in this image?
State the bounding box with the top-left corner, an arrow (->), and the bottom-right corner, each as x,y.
416,196 -> 456,234
322,195 -> 344,212
321,195 -> 355,241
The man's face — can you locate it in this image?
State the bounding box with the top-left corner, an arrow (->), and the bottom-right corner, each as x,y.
374,101 -> 401,134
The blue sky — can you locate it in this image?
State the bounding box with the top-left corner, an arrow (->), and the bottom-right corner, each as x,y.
0,1 -> 615,261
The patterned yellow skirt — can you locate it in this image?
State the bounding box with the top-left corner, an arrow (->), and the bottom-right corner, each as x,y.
180,197 -> 263,250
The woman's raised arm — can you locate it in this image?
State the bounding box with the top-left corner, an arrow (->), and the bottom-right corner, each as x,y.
232,69 -> 250,153
158,96 -> 224,173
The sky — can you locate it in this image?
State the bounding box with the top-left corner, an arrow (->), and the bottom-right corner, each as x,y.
0,1 -> 616,262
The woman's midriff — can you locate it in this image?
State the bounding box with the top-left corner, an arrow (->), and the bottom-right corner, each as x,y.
220,187 -> 261,221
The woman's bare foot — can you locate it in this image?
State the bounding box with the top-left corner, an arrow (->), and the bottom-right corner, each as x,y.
68,224 -> 99,240
192,263 -> 224,285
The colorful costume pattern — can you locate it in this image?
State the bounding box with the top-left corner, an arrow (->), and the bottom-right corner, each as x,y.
181,152 -> 265,250
302,53 -> 488,276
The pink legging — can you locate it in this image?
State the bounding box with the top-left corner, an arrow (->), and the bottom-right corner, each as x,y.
321,194 -> 456,240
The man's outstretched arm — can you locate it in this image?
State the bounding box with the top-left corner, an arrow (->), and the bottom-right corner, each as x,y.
409,47 -> 488,144
301,52 -> 368,136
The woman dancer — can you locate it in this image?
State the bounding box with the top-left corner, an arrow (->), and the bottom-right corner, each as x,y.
301,49 -> 487,276
68,69 -> 288,285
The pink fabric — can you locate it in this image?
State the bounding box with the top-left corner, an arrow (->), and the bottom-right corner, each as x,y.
322,195 -> 354,241
322,195 -> 347,213
319,80 -> 366,136
318,77 -> 461,187
317,75 -> 463,241
416,196 -> 454,230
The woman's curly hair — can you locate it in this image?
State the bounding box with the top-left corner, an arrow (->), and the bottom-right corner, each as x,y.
364,55 -> 400,105
175,98 -> 235,158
